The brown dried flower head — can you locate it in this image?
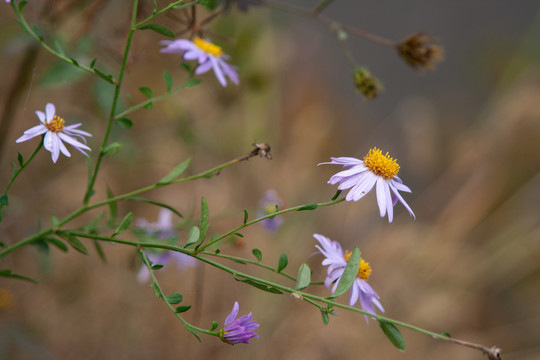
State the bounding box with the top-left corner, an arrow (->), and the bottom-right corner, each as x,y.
398,32 -> 443,70
353,68 -> 383,100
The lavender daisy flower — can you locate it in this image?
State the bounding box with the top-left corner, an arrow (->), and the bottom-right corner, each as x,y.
319,147 -> 415,222
136,209 -> 197,283
257,189 -> 283,232
16,103 -> 91,163
314,233 -> 384,322
160,37 -> 239,87
220,302 -> 259,345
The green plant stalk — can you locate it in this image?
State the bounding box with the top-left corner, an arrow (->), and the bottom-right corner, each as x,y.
195,198 -> 346,253
83,0 -> 140,205
73,235 -> 489,354
2,141 -> 42,199
12,2 -> 116,84
114,79 -> 198,120
0,157 -> 241,258
137,245 -> 217,338
134,0 -> 194,28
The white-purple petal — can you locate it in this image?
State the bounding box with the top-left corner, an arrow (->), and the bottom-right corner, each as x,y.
45,103 -> 55,122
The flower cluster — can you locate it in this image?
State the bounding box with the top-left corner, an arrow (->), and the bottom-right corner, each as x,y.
314,233 -> 384,321
320,147 -> 415,222
16,103 -> 92,163
161,37 -> 239,87
220,302 -> 259,344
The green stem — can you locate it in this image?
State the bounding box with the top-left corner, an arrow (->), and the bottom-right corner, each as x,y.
196,198 -> 345,252
0,157 -> 240,258
134,0 -> 195,28
3,141 -> 42,199
114,78 -> 199,120
83,0 -> 139,204
12,2 -> 116,84
137,245 -> 217,338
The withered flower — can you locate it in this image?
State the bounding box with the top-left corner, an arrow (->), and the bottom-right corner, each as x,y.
397,32 -> 443,70
353,68 -> 383,100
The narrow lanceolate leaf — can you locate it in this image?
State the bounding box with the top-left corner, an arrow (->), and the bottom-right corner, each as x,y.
137,24 -> 175,38
163,71 -> 173,92
0,194 -> 8,206
165,293 -> 183,305
196,197 -> 209,247
252,248 -> 262,262
297,203 -> 318,211
332,247 -> 360,298
184,226 -> 200,248
65,234 -> 89,255
295,263 -> 311,290
17,152 -> 24,167
54,40 -> 65,56
45,237 -> 68,252
113,212 -> 133,236
243,209 -> 248,225
0,269 -> 38,284
93,240 -> 107,262
378,320 -> 406,351
234,277 -> 283,294
106,186 -> 117,228
277,253 -> 288,272
157,158 -> 191,185
127,197 -> 183,218
320,309 -> 330,325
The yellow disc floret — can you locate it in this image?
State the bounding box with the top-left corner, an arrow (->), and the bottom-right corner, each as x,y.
45,115 -> 65,133
363,147 -> 400,179
194,37 -> 223,57
344,251 -> 373,281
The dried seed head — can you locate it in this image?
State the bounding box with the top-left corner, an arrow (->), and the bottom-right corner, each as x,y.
398,32 -> 443,70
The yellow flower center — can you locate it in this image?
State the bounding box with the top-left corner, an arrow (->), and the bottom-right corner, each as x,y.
363,147 -> 400,179
194,37 -> 223,57
344,250 -> 372,281
264,204 -> 277,215
45,115 -> 65,132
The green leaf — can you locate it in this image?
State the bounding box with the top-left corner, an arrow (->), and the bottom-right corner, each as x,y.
54,40 -> 65,56
210,321 -> 219,331
243,209 -> 248,225
113,212 -> 133,236
139,86 -> 153,99
378,320 -> 406,351
0,194 -> 8,206
163,70 -> 173,92
165,293 -> 183,304
0,269 -> 38,284
137,24 -> 175,38
151,264 -> 164,270
184,226 -> 200,247
82,211 -> 105,233
115,117 -> 133,130
69,57 -> 79,67
252,248 -> 262,262
45,237 -> 68,252
441,331 -> 451,338
93,239 -> 107,262
297,203 -> 318,211
180,78 -> 201,88
320,309 -> 330,325
102,142 -> 122,156
93,68 -> 115,84
196,197 -> 209,247
19,1 -> 28,12
175,305 -> 192,313
157,158 -> 192,185
106,187 -> 117,228
32,239 -> 49,253
295,263 -> 311,290
17,152 -> 24,167
89,57 -> 97,68
127,197 -> 183,218
277,253 -> 288,272
188,328 -> 201,342
32,24 -> 43,41
332,247 -> 360,298
151,283 -> 161,298
65,234 -> 89,255
233,232 -> 244,237
50,216 -> 59,227
235,277 -> 283,294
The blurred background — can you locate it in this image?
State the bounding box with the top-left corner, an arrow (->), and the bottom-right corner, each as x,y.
1,0 -> 540,359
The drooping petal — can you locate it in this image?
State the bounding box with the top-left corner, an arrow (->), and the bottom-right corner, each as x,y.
210,57 -> 227,87
57,133 -> 91,153
16,125 -> 47,142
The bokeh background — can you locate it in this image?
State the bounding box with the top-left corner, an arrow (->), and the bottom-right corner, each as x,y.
1,1 -> 540,359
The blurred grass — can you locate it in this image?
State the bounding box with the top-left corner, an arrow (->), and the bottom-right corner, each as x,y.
1,1 -> 540,360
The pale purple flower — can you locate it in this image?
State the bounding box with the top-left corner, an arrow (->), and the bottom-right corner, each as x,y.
220,302 -> 259,345
136,209 -> 197,283
314,233 -> 384,322
160,37 -> 239,87
257,189 -> 283,232
16,103 -> 91,163
319,147 -> 415,222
